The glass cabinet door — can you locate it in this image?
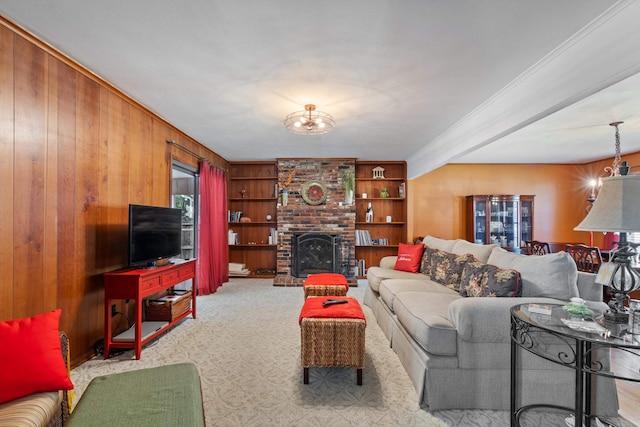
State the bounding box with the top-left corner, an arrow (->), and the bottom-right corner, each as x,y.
488,196 -> 519,250
520,198 -> 534,247
473,199 -> 487,244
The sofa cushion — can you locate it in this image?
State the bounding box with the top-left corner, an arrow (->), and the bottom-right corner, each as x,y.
366,266 -> 430,292
429,249 -> 475,292
487,247 -> 579,300
459,260 -> 522,297
393,291 -> 462,356
379,278 -> 458,313
451,239 -> 496,263
422,235 -> 456,252
394,243 -> 425,273
0,309 -> 74,404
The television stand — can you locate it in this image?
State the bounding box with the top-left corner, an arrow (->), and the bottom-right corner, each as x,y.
103,259 -> 197,359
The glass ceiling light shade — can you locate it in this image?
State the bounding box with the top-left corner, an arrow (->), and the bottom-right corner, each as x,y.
284,104 -> 335,135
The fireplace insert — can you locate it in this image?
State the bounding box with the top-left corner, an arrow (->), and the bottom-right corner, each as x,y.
291,233 -> 342,278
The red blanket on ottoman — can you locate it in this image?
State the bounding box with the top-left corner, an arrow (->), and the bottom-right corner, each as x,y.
298,297 -> 365,324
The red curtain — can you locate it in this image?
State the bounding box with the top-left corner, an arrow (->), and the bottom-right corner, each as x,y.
198,161 -> 228,295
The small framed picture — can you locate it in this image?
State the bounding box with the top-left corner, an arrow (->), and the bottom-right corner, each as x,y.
595,262 -> 616,285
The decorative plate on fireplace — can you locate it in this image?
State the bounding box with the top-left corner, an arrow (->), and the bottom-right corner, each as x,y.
301,180 -> 327,205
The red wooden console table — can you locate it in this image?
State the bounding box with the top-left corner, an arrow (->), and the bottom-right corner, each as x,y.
103,259 -> 197,359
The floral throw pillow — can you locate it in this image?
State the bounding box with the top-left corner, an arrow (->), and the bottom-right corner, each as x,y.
429,249 -> 474,292
460,261 -> 522,297
419,246 -> 434,276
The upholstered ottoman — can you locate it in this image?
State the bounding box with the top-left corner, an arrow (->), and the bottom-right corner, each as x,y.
299,296 -> 366,385
303,273 -> 349,298
67,363 -> 204,427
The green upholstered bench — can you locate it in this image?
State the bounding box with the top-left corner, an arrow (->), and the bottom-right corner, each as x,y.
67,363 -> 204,427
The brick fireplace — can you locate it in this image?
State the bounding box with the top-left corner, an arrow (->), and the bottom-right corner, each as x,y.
274,159 -> 356,286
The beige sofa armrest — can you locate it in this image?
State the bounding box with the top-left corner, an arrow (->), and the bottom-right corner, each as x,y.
449,297 -> 563,343
380,256 -> 397,269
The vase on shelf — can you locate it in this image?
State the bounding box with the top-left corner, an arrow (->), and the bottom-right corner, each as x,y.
365,202 -> 374,223
280,189 -> 288,207
345,189 -> 354,205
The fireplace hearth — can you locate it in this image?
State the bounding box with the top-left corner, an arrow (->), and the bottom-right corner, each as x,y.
291,233 -> 342,278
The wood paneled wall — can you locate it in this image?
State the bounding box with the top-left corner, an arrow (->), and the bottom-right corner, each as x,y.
0,18 -> 228,365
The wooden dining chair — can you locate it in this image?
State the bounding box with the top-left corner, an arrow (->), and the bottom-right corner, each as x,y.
524,240 -> 551,255
565,243 -> 603,273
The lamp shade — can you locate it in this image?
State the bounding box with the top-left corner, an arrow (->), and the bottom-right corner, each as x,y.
574,174 -> 640,232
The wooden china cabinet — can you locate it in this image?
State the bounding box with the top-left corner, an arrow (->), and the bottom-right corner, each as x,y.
465,195 -> 534,253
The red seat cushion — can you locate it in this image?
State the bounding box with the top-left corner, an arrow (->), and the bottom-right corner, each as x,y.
299,297 -> 366,325
394,243 -> 425,273
303,273 -> 349,290
0,309 -> 74,404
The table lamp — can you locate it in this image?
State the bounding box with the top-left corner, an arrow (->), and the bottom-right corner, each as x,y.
574,172 -> 640,323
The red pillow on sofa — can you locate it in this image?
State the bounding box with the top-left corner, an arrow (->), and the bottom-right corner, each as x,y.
0,309 -> 74,404
394,243 -> 425,273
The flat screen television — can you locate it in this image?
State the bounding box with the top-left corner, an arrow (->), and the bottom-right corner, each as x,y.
128,204 -> 182,267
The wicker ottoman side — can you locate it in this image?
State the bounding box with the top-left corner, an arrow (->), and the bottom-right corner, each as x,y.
303,285 -> 348,299
303,273 -> 349,299
300,317 -> 365,385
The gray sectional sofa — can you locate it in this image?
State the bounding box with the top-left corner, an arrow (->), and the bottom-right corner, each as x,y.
363,236 -> 618,415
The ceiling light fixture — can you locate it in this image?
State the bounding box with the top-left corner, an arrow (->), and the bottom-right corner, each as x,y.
284,104 -> 335,135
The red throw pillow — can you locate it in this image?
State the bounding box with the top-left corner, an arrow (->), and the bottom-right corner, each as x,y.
394,243 -> 425,273
0,309 -> 74,403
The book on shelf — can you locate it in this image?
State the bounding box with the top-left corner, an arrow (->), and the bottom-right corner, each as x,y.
227,210 -> 243,223
355,229 -> 373,246
269,228 -> 278,245
228,230 -> 239,245
357,259 -> 366,276
372,238 -> 389,245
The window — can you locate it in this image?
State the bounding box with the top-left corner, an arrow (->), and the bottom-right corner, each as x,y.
172,162 -> 198,261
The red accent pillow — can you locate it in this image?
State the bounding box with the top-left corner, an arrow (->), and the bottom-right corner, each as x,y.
394,243 -> 425,273
0,309 -> 74,404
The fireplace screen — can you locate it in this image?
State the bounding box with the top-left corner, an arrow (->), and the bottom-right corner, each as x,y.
291,233 -> 342,278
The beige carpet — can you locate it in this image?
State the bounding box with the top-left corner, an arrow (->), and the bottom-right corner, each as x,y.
70,279 -> 627,426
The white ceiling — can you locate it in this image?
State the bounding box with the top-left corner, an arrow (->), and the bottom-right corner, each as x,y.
2,1 -> 640,179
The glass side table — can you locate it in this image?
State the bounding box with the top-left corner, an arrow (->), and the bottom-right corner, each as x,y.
510,303 -> 640,427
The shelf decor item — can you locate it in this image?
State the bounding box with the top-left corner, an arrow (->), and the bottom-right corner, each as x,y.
398,182 -> 406,198
365,202 -> 374,223
301,180 -> 327,205
278,167 -> 296,207
372,166 -> 385,179
341,169 -> 355,205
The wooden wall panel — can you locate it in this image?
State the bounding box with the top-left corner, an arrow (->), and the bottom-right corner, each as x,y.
69,72 -> 102,353
13,36 -> 47,318
0,18 -> 228,365
0,26 -> 14,320
43,56 -> 60,315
